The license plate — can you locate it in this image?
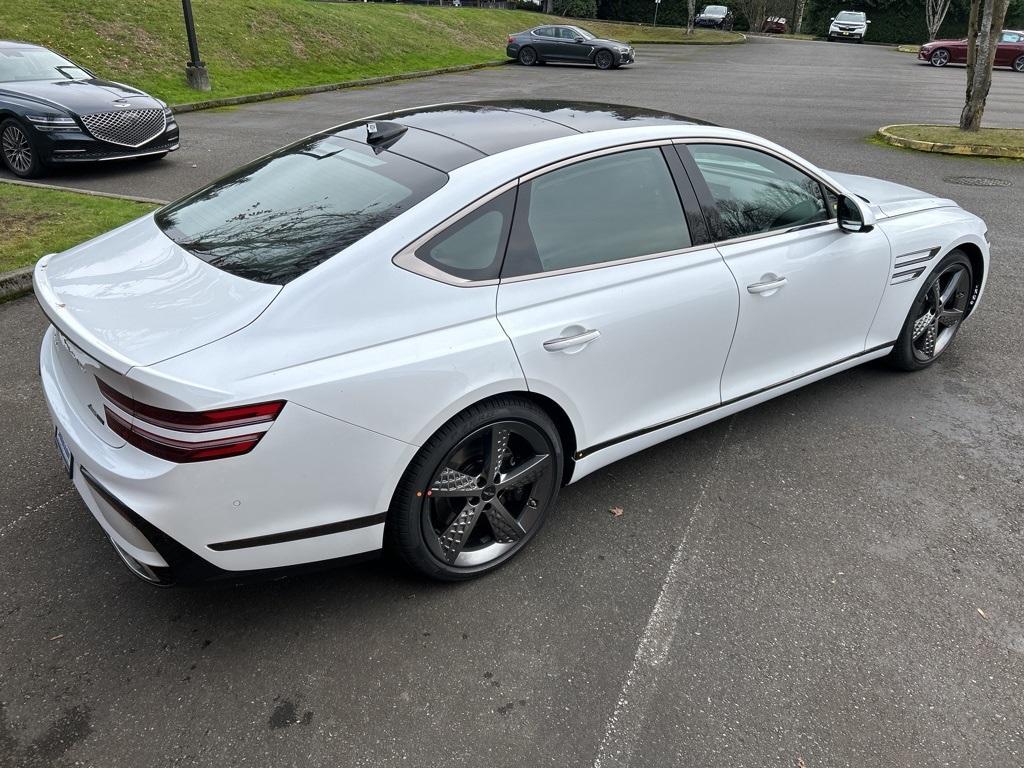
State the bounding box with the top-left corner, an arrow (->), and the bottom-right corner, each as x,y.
54,427 -> 73,478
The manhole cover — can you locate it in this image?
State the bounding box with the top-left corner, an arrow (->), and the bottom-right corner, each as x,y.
943,176 -> 1013,187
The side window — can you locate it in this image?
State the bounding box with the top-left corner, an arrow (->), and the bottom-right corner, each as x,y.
503,148 -> 691,277
415,189 -> 515,281
559,27 -> 577,39
534,27 -> 554,37
687,144 -> 830,241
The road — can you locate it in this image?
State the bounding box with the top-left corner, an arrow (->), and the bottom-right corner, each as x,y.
1,37 -> 1023,768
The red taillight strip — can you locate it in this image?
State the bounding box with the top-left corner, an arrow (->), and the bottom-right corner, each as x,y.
96,378 -> 284,433
105,407 -> 265,463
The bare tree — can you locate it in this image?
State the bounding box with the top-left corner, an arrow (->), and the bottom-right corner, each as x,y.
731,0 -> 767,31
687,0 -> 696,34
925,0 -> 954,40
960,0 -> 1011,131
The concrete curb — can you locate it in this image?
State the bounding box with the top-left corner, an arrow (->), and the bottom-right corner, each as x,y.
170,60 -> 511,113
877,124 -> 1024,159
0,178 -> 168,205
630,34 -> 746,45
0,266 -> 33,302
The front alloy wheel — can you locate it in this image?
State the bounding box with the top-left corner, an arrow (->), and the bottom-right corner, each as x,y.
891,252 -> 973,370
930,48 -> 950,67
388,398 -> 563,580
1014,55 -> 1024,73
1,119 -> 41,178
595,49 -> 614,70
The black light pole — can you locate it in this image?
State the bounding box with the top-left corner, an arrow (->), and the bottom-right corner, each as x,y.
181,0 -> 211,91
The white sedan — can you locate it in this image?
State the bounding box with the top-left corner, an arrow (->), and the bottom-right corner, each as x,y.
34,101 -> 989,585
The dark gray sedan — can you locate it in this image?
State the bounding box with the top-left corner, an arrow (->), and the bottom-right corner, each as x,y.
506,25 -> 634,70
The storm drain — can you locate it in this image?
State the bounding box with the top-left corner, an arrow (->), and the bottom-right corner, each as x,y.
943,176 -> 1013,188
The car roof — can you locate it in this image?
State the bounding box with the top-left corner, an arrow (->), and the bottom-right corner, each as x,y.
326,100 -> 712,172
0,40 -> 46,50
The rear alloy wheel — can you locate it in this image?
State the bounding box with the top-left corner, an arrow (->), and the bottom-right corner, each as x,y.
1,118 -> 42,178
890,251 -> 973,371
518,46 -> 538,66
387,398 -> 563,580
595,49 -> 614,70
930,48 -> 950,67
1014,54 -> 1024,73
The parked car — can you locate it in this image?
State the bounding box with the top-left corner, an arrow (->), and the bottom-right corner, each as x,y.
827,11 -> 870,42
0,40 -> 178,178
35,100 -> 990,586
506,25 -> 634,70
762,16 -> 788,33
694,5 -> 734,29
919,29 -> 1024,71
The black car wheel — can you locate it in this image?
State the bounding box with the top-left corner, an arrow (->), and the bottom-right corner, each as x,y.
387,397 -> 563,581
1013,54 -> 1024,72
595,49 -> 614,70
890,251 -> 973,371
930,48 -> 950,67
1,118 -> 43,178
518,46 -> 538,66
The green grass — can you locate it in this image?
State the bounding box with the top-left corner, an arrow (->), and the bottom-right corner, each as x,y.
5,1 -> 741,106
0,184 -> 156,273
890,124 -> 1024,148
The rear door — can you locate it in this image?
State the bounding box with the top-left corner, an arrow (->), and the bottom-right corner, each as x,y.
496,145 -> 738,455
531,27 -> 562,60
995,31 -> 1023,66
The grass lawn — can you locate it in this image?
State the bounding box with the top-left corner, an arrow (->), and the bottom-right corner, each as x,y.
5,1 -> 741,106
0,184 -> 156,274
889,125 -> 1024,148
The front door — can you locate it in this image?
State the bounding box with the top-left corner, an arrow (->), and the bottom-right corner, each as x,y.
680,142 -> 891,402
496,146 -> 739,454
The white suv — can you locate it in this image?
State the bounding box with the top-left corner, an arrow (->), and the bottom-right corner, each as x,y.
828,10 -> 870,42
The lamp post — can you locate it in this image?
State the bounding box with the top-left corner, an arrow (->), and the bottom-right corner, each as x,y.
653,0 -> 661,27
181,0 -> 211,91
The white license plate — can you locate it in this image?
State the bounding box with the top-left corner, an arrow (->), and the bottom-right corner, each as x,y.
55,427 -> 73,478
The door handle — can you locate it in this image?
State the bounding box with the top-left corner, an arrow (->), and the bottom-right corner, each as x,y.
543,329 -> 601,352
747,276 -> 788,294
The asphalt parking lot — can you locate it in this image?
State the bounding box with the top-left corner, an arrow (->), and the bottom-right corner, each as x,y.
2,37 -> 1023,767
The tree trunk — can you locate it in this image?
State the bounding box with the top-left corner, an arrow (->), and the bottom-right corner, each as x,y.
960,0 -> 1010,132
687,0 -> 695,34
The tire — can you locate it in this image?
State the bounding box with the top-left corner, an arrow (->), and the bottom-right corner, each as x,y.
517,46 -> 538,66
1,118 -> 44,178
930,48 -> 950,67
889,250 -> 973,371
594,49 -> 614,70
1013,54 -> 1024,73
386,397 -> 564,581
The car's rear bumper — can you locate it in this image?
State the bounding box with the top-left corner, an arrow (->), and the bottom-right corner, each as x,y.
39,325 -> 416,585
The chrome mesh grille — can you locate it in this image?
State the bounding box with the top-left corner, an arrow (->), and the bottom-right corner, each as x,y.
80,108 -> 166,148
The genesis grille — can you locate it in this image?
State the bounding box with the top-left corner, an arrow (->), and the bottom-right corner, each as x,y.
80,108 -> 166,148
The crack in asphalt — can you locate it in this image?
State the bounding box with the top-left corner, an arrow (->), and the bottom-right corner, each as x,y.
0,488 -> 74,540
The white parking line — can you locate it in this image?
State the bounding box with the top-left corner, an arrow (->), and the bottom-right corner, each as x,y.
592,418 -> 734,768
0,488 -> 74,539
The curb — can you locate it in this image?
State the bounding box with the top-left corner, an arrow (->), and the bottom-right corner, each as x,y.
0,178 -> 168,205
629,34 -> 746,45
877,124 -> 1024,159
170,60 -> 511,113
0,266 -> 33,303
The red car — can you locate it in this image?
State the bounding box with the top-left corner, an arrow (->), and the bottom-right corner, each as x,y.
762,16 -> 788,34
919,29 -> 1024,71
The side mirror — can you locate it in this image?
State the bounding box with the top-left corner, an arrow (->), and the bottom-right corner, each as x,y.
574,36 -> 585,42
837,195 -> 875,233
866,19 -> 872,24
829,16 -> 835,21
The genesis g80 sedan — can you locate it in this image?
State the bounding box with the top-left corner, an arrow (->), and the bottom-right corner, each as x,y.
34,101 -> 989,586
506,26 -> 634,69
0,40 -> 178,177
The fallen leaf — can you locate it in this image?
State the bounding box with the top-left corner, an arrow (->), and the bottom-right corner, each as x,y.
49,634 -> 63,641
609,506 -> 624,518
977,608 -> 988,620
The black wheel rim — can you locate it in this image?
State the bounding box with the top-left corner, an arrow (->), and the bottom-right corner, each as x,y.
596,51 -> 612,68
1,124 -> 32,174
421,420 -> 556,568
520,48 -> 536,65
911,264 -> 970,362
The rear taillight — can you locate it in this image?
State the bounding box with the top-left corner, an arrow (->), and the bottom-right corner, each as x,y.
97,378 -> 284,463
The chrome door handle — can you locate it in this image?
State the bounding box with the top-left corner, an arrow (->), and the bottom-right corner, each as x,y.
747,276 -> 788,294
543,329 -> 601,351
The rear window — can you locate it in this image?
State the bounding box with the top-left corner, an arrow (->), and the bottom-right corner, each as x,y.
156,133 -> 446,285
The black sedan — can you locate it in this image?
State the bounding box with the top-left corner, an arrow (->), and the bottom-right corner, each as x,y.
0,40 -> 179,177
506,25 -> 634,70
694,5 -> 734,29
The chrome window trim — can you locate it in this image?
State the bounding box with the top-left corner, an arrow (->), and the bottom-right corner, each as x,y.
673,136 -> 845,248
392,140 -> 677,287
